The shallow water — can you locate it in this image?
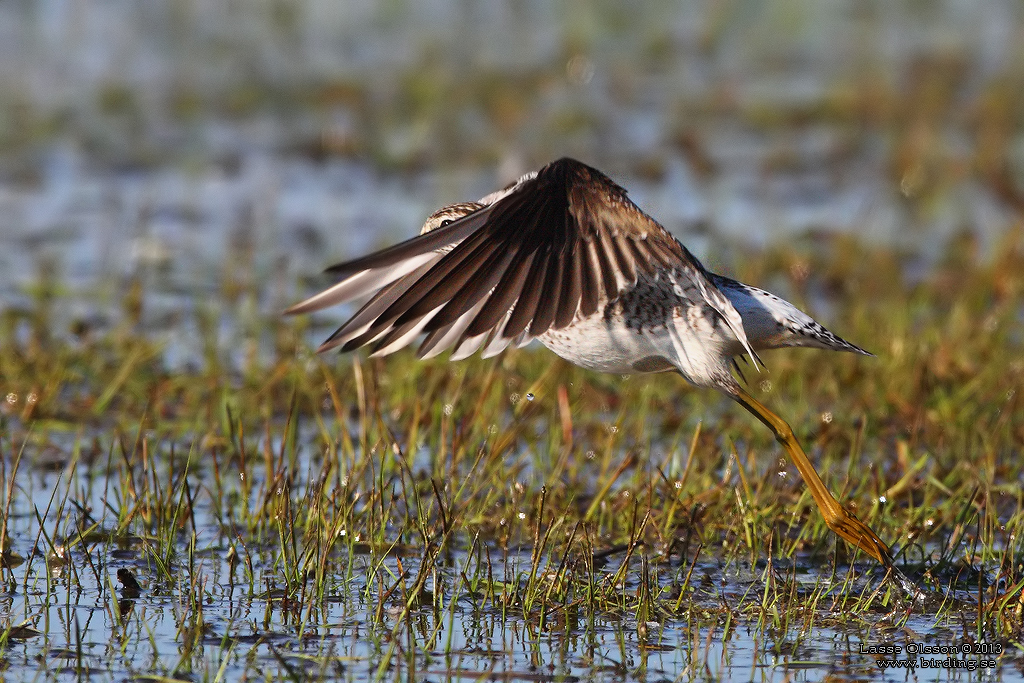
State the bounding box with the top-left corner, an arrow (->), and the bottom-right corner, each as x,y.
2,1 -> 1024,680
2,458 -> 1007,683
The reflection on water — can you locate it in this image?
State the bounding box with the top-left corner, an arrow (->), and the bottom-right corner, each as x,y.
2,454 -> 981,682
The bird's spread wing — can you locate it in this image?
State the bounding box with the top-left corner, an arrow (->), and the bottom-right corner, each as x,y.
283,206 -> 497,315
287,157 -> 756,365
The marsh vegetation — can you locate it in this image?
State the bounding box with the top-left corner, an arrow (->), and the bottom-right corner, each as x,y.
1,1 -> 1024,680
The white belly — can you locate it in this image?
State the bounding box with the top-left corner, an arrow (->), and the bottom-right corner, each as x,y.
538,314 -> 676,375
537,307 -> 738,390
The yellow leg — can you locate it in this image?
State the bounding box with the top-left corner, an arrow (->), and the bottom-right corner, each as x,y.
733,386 -> 893,569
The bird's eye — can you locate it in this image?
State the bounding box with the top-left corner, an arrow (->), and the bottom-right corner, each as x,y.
440,219 -> 453,227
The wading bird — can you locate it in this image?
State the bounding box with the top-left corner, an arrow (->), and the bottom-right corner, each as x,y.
287,157 -> 894,571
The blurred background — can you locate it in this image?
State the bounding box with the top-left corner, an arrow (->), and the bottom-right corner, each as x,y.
1,0 -> 1021,367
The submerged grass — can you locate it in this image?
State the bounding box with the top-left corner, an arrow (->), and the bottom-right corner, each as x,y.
1,229 -> 1023,679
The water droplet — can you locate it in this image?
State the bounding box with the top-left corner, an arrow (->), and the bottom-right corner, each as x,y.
5,393 -> 16,405
517,512 -> 526,520
878,495 -> 887,503
566,54 -> 595,85
525,393 -> 535,401
820,411 -> 833,424
900,163 -> 925,197
586,450 -> 596,460
674,481 -> 682,490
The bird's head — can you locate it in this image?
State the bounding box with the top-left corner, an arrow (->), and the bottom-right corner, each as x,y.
419,202 -> 485,235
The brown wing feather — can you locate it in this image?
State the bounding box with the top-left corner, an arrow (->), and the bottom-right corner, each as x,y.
530,251 -> 565,336
558,243 -> 584,328
577,244 -> 601,318
370,228 -> 496,330
394,241 -> 501,325
427,243 -> 519,329
503,249 -> 550,339
462,250 -> 536,337
323,206 -> 493,277
292,157 -> 720,359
